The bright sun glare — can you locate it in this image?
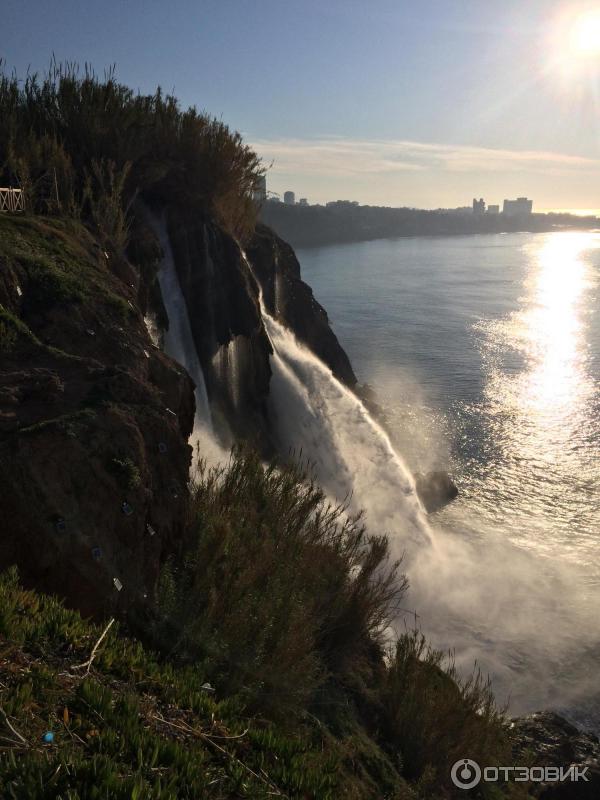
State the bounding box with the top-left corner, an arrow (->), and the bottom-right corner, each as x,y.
570,9 -> 600,56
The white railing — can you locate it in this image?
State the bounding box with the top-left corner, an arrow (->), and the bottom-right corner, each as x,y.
0,188 -> 25,213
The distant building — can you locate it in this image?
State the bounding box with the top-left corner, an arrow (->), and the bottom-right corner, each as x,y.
472,198 -> 486,215
253,175 -> 267,204
298,198 -> 308,206
503,197 -> 533,217
326,200 -> 359,208
284,191 -> 296,205
487,204 -> 500,215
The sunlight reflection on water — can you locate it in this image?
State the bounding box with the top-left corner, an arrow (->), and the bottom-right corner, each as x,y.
299,231 -> 600,725
463,232 -> 600,565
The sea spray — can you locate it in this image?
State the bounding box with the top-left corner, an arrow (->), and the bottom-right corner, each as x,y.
244,248 -> 600,727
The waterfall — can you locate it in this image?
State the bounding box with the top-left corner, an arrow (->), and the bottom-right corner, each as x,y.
263,310 -> 430,547
153,216 -> 212,431
235,243 -> 432,548
147,215 -> 231,468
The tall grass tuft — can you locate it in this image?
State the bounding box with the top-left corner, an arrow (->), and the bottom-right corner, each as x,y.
150,449 -> 406,719
381,630 -> 520,797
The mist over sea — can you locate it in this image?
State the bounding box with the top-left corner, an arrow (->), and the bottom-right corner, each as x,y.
298,231 -> 600,729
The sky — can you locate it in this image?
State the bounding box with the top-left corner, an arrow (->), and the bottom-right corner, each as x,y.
3,0 -> 600,209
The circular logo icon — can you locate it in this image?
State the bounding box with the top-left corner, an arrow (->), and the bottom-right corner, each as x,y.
451,759 -> 482,790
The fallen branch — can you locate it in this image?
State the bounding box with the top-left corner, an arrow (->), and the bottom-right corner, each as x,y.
0,704 -> 28,746
71,618 -> 115,675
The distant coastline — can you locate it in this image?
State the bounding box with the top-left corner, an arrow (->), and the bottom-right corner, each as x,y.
261,199 -> 600,249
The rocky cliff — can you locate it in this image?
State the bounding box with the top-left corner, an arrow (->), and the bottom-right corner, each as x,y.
0,215 -> 195,617
0,209 -> 358,616
161,209 -> 356,450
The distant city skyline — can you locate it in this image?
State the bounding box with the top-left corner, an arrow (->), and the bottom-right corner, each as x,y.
3,0 -> 600,210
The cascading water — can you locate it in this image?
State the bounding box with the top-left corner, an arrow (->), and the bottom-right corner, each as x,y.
153,216 -> 212,431
150,216 -> 229,468
263,310 -> 431,547
241,246 -> 431,549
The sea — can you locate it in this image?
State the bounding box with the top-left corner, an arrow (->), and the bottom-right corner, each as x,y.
297,231 -> 600,729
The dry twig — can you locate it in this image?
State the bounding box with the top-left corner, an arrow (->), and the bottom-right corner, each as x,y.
71,618 -> 115,675
153,713 -> 287,797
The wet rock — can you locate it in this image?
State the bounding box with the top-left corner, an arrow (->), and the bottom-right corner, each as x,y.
164,209 -> 273,448
246,223 -> 357,389
415,470 -> 458,513
511,712 -> 600,798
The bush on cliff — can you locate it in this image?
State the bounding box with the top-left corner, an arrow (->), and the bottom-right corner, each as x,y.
149,450 -> 406,720
0,61 -> 264,243
144,451 -> 527,799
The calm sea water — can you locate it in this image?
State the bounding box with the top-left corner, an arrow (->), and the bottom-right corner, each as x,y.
298,232 -> 600,724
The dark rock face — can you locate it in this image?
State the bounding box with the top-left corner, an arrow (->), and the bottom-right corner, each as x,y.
164,214 -> 357,450
511,712 -> 600,798
0,217 -> 195,619
245,224 -> 357,388
415,470 -> 458,513
165,210 -> 273,449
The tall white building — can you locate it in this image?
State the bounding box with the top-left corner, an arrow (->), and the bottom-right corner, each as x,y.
283,191 -> 296,205
503,197 -> 533,217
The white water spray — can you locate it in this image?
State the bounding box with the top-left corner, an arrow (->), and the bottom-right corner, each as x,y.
267,314 -> 429,544
152,216 -> 228,467
243,253 -> 431,549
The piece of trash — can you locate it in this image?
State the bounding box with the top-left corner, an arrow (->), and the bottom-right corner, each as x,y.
63,707 -> 69,726
158,442 -> 167,454
121,501 -> 133,516
86,328 -> 96,337
16,285 -> 22,297
55,517 -> 66,533
113,577 -> 123,592
91,547 -> 102,561
42,731 -> 54,743
200,682 -> 215,694
143,349 -> 150,359
127,300 -> 134,309
165,408 -> 177,417
146,524 -> 156,537
103,251 -> 109,260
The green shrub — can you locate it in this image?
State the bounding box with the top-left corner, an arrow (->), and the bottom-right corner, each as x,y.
150,450 -> 406,719
380,630 -> 525,798
108,456 -> 142,490
0,62 -> 265,242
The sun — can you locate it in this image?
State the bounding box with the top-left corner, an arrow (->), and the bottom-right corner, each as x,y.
570,9 -> 600,56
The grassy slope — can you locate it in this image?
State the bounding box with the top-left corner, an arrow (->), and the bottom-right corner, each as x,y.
0,568 -> 415,800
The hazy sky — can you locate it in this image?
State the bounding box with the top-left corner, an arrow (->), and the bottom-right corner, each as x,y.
3,0 -> 600,209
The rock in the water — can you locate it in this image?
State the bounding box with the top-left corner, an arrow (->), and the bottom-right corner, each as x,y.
415,470 -> 458,513
511,712 -> 600,798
